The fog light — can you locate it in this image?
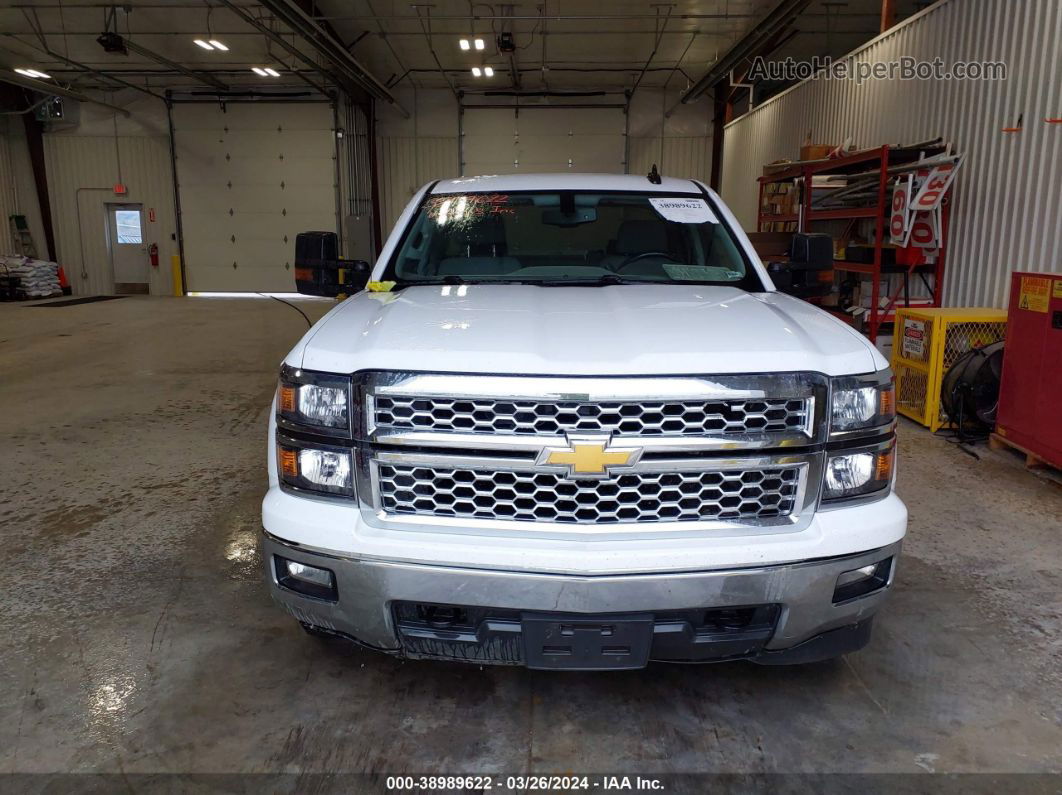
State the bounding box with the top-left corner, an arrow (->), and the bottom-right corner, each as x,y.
833,557 -> 892,603
275,555 -> 337,601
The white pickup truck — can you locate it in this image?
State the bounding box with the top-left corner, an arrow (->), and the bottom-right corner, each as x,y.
262,173 -> 905,670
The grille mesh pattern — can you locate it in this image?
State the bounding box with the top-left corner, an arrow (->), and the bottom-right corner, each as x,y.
377,463 -> 802,524
373,396 -> 810,437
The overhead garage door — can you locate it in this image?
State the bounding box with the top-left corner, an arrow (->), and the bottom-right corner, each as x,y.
462,107 -> 625,176
172,103 -> 337,292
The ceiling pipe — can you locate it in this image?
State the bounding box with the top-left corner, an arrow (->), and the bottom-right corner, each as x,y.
364,0 -> 414,91
43,48 -> 167,101
1,71 -> 131,116
460,102 -> 627,110
102,34 -> 230,91
5,5 -> 884,19
4,27 -> 877,38
212,0 -> 339,98
413,5 -> 459,98
1,33 -> 168,100
628,6 -> 672,103
675,0 -> 812,108
255,0 -> 406,113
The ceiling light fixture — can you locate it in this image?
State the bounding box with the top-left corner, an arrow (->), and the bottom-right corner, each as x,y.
15,68 -> 52,79
251,67 -> 268,76
483,66 -> 494,77
193,39 -> 214,50
263,67 -> 280,77
471,67 -> 482,77
207,39 -> 228,51
459,38 -> 470,51
474,38 -> 485,50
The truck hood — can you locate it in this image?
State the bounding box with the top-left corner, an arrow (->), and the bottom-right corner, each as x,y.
295,285 -> 884,376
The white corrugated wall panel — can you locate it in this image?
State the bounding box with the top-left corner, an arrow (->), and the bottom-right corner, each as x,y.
627,137 -> 660,180
721,0 -> 1062,308
662,138 -> 712,184
0,126 -> 16,253
377,136 -> 457,235
43,135 -> 177,296
629,137 -> 712,184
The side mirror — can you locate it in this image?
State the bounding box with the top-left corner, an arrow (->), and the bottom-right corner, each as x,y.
788,233 -> 833,270
766,261 -> 793,289
294,231 -> 371,297
341,259 -> 371,293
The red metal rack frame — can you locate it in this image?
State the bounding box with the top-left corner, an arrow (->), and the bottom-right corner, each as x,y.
756,145 -> 950,343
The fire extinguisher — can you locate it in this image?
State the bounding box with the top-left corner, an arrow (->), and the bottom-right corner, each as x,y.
149,243 -> 159,268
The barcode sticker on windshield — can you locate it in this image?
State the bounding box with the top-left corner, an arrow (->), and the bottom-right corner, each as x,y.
649,197 -> 718,224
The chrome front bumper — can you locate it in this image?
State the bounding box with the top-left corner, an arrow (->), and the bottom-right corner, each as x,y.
263,531 -> 900,667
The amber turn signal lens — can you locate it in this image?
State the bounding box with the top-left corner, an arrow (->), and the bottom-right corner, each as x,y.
278,446 -> 298,478
294,267 -> 313,281
875,447 -> 895,481
278,385 -> 296,413
880,385 -> 895,418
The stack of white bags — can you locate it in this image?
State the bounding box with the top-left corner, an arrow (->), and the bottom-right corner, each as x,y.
1,255 -> 62,298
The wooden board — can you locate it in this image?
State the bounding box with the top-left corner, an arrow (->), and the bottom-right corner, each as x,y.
989,433 -> 1062,480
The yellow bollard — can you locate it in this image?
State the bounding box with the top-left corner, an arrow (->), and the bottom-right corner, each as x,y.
170,254 -> 184,297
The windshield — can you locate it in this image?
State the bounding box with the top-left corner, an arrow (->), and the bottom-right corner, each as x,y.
384,191 -> 762,288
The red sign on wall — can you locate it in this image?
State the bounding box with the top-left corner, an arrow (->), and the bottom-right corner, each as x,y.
148,208 -> 156,223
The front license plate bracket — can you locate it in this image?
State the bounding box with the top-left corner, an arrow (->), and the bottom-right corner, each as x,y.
521,612 -> 653,670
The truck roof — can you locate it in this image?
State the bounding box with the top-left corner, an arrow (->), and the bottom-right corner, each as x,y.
430,173 -> 705,194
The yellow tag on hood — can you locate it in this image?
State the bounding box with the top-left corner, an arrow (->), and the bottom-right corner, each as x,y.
367,281 -> 396,293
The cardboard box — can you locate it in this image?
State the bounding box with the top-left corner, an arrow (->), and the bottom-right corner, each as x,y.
800,144 -> 834,161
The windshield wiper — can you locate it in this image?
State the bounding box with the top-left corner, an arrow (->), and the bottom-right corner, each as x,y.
391,275 -> 473,288
524,274 -> 642,287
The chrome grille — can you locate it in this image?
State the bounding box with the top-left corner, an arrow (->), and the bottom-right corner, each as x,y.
376,463 -> 802,525
372,395 -> 811,438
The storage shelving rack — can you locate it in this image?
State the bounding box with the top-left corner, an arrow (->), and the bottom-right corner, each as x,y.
756,145 -> 951,342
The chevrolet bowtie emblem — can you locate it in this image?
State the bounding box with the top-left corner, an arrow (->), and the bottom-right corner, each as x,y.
537,436 -> 642,479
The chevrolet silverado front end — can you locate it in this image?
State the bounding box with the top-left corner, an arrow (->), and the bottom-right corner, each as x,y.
261,173 -> 905,670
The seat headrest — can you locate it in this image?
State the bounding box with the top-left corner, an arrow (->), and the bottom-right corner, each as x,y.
614,219 -> 669,255
461,213 -> 507,254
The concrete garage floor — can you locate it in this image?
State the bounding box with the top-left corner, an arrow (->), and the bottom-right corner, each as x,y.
1,296 -> 1060,785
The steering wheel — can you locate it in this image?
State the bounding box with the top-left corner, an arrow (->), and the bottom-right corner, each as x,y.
617,251 -> 671,271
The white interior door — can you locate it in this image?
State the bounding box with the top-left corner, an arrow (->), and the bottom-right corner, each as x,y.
108,203 -> 149,293
462,107 -> 626,175
172,103 -> 337,292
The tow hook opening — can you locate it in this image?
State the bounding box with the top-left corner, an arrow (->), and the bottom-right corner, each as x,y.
418,604 -> 468,629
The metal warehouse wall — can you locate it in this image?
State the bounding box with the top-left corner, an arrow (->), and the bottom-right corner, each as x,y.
720,0 -> 1062,309
0,118 -> 46,257
627,86 -> 714,186
43,135 -> 177,296
377,136 -> 458,238
0,125 -> 17,253
337,98 -> 375,262
373,87 -> 713,237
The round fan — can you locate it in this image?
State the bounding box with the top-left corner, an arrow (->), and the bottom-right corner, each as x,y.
940,341 -> 1005,430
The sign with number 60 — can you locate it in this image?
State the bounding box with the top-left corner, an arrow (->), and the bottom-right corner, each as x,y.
890,176 -> 913,245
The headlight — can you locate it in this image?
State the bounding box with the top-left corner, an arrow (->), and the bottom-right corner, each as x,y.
277,438 -> 354,497
277,364 -> 351,434
822,439 -> 895,504
830,370 -> 895,436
